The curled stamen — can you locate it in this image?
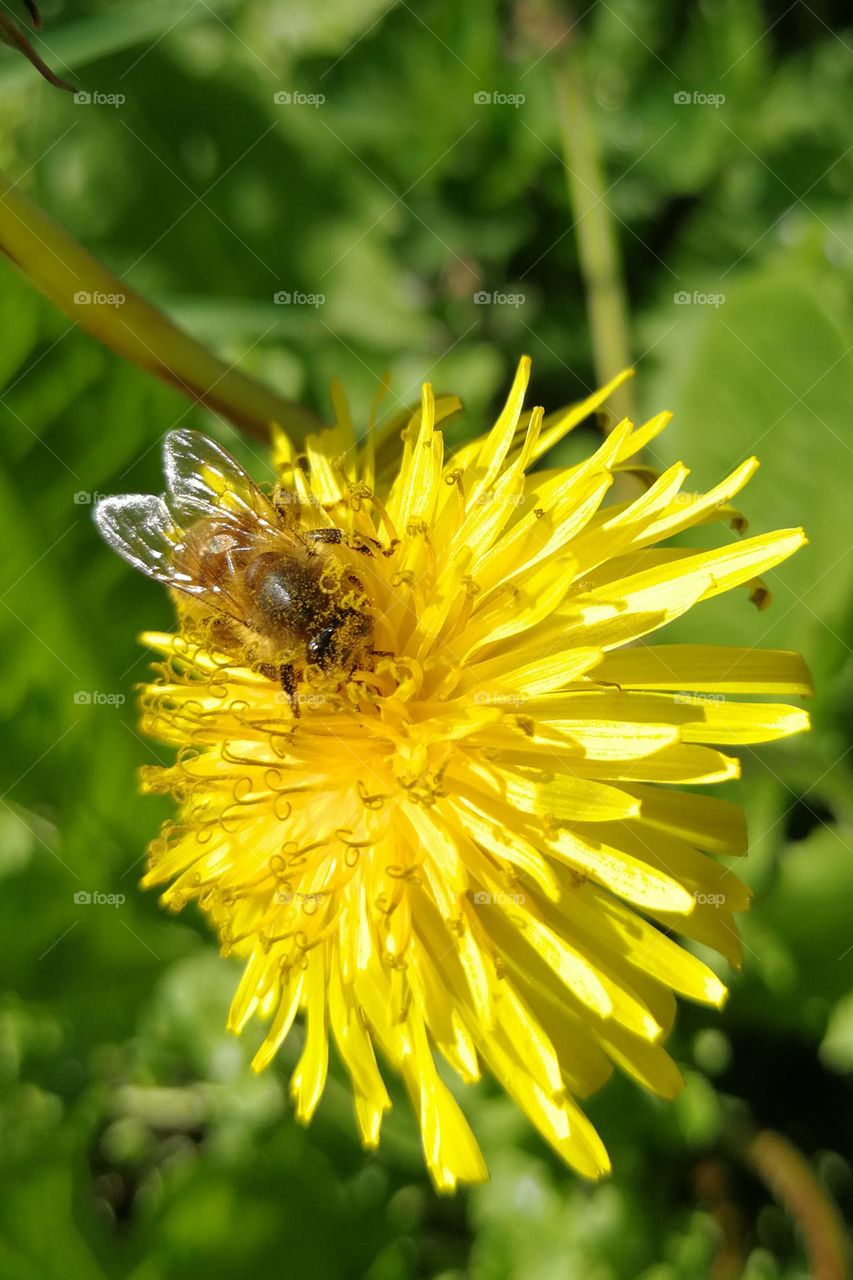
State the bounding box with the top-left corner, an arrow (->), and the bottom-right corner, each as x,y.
269,853 -> 289,879
228,699 -> 254,723
335,828 -> 373,849
357,780 -> 389,810
231,775 -> 254,803
217,805 -> 249,834
273,794 -> 293,821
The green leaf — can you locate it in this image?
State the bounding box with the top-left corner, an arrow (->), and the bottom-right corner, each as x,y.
644,266 -> 853,658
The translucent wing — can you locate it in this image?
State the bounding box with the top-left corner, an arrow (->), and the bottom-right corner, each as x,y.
93,494 -> 198,589
94,493 -> 251,624
95,432 -> 281,623
163,429 -> 278,529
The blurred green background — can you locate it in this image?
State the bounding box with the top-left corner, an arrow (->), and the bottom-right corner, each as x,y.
1,1 -> 853,1277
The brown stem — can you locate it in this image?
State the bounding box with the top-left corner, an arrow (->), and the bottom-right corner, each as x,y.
693,1157 -> 749,1280
0,10 -> 73,91
745,1129 -> 848,1280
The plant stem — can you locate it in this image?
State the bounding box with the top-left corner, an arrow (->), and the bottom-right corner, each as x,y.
552,50 -> 634,425
746,1130 -> 848,1280
0,173 -> 322,444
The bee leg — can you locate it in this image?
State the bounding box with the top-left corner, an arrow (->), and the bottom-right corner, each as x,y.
343,533 -> 378,557
279,663 -> 300,718
305,527 -> 398,559
308,527 -> 376,560
345,532 -> 398,558
306,528 -> 343,545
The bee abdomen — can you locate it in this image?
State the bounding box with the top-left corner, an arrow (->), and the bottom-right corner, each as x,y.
244,552 -> 330,632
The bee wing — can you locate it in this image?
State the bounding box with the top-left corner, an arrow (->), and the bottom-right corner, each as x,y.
96,432 -> 283,623
94,493 -> 252,629
93,494 -> 205,589
163,429 -> 277,529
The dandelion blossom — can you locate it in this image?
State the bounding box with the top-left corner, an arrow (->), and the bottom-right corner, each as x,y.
96,359 -> 810,1191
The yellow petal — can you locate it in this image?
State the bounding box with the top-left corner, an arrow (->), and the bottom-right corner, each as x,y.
290,948 -> 329,1122
594,644 -> 814,696
546,827 -> 696,914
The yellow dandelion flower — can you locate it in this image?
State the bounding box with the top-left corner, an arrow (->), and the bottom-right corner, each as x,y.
95,358 -> 811,1192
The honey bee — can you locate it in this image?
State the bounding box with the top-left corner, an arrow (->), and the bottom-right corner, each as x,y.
94,430 -> 376,712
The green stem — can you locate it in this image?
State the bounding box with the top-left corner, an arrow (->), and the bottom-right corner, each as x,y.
553,52 -> 634,424
0,173 -> 322,444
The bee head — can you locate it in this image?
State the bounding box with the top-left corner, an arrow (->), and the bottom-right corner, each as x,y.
307,609 -> 372,671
